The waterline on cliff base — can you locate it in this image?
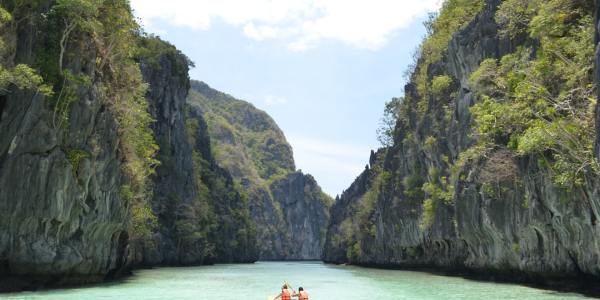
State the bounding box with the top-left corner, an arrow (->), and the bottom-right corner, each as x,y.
2,262 -> 592,300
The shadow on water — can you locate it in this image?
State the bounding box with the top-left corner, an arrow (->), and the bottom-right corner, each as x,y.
341,263 -> 600,299
0,262 -> 597,300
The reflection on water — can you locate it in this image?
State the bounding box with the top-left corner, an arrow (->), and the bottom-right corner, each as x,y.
1,261 -> 592,300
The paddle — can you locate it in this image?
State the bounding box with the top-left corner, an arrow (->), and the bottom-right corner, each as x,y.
285,281 -> 295,292
267,281 -> 295,300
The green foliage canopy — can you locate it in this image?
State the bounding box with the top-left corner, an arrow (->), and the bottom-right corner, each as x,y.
469,0 -> 596,189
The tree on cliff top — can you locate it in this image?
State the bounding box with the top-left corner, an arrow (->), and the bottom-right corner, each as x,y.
377,97 -> 402,147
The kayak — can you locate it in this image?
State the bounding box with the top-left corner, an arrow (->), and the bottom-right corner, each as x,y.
266,297 -> 275,300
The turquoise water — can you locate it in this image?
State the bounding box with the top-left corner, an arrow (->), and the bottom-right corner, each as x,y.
1,262 -> 593,299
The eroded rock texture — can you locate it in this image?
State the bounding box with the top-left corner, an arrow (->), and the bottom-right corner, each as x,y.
595,0 -> 600,159
266,172 -> 331,260
133,41 -> 259,265
0,7 -> 258,291
324,0 -> 600,291
134,43 -> 202,265
0,3 -> 129,289
188,81 -> 331,260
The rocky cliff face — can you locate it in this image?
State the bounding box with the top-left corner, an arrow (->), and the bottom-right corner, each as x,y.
185,99 -> 259,263
0,2 -> 257,291
0,2 -> 130,290
188,81 -> 332,260
325,0 -> 600,291
188,81 -> 295,180
132,39 -> 259,265
135,39 -> 196,266
596,0 -> 600,159
269,172 -> 331,259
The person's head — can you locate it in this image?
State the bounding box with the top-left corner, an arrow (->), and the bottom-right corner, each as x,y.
298,287 -> 304,291
282,284 -> 288,289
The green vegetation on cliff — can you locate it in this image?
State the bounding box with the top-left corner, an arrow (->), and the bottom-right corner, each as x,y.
371,0 -> 487,239
397,0 -> 595,226
187,80 -> 295,185
186,82 -> 294,252
469,0 -> 596,189
0,0 -> 261,286
326,0 -> 600,282
184,105 -> 258,262
1,0 -> 161,239
188,80 -> 332,260
0,5 -> 52,96
415,0 -> 485,110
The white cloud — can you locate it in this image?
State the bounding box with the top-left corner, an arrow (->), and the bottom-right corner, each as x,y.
131,0 -> 441,51
289,135 -> 369,160
243,23 -> 281,41
264,95 -> 289,106
287,135 -> 372,195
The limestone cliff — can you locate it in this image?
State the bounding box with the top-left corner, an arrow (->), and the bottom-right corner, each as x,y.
265,172 -> 331,259
0,1 -> 131,290
0,1 -> 257,291
324,0 -> 600,292
188,81 -> 332,260
596,0 -> 600,159
134,39 -> 258,266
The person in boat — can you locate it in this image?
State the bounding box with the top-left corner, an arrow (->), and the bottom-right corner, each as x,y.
274,283 -> 293,300
293,287 -> 309,300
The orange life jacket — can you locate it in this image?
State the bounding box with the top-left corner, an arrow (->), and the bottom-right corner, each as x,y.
297,291 -> 309,300
281,289 -> 291,300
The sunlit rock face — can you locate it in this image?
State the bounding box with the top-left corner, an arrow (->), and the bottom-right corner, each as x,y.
0,5 -> 258,291
135,42 -> 197,266
133,46 -> 259,266
188,81 -> 332,260
266,171 -> 331,260
595,0 -> 600,159
0,2 -> 129,290
325,0 -> 600,292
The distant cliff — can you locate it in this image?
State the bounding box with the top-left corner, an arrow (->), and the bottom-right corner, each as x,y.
325,0 -> 600,292
188,81 -> 332,260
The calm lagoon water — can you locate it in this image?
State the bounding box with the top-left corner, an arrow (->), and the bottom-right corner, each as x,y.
1,261 -> 593,300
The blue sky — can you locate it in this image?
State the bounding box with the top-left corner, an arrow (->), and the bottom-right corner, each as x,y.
130,0 -> 440,197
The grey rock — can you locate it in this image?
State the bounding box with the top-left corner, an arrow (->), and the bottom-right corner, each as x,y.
0,13 -> 259,291
134,39 -> 259,265
188,81 -> 331,260
136,43 -> 200,266
324,0 -> 600,292
267,172 -> 331,260
0,8 -> 129,289
595,0 -> 600,159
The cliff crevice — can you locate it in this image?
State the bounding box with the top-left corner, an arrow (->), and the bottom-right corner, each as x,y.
188,81 -> 332,260
324,0 -> 600,293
